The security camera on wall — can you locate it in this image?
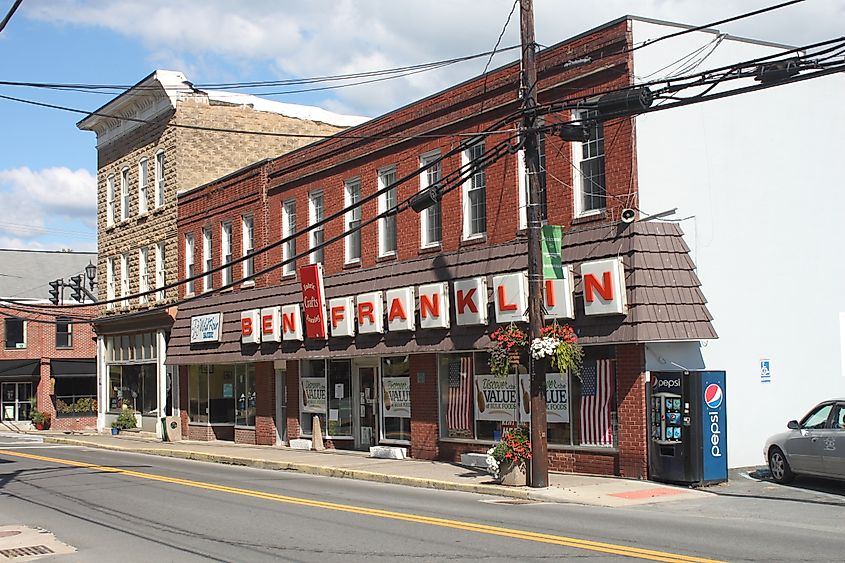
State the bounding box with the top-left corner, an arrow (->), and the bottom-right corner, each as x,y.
620,208 -> 636,223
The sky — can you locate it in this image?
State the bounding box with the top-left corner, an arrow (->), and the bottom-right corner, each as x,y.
0,0 -> 842,251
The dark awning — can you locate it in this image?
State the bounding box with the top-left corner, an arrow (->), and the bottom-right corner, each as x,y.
0,359 -> 40,381
51,359 -> 96,378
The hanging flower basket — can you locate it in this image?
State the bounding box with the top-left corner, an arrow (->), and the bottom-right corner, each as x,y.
530,323 -> 583,374
488,324 -> 528,378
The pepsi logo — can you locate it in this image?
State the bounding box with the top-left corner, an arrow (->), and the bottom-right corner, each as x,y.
704,383 -> 723,409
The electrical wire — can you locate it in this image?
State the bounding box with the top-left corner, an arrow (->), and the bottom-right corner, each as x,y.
0,0 -> 22,34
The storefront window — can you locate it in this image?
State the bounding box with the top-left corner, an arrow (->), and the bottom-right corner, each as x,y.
381,356 -> 411,442
236,364 -> 256,426
189,365 -> 209,423
188,364 -> 257,427
300,359 -> 327,436
328,360 -> 352,437
209,365 -> 236,424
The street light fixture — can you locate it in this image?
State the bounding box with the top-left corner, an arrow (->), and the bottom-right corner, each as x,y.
85,261 -> 97,291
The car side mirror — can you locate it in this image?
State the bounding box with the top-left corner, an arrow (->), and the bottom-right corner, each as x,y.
787,420 -> 800,430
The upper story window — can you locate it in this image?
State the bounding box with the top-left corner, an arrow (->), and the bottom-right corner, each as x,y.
120,167 -> 130,221
517,133 -> 547,230
106,174 -> 115,227
344,178 -> 361,264
155,241 -> 166,301
282,200 -> 296,277
3,318 -> 25,349
242,214 -> 254,281
202,227 -> 213,292
572,109 -> 605,216
138,246 -> 149,305
419,152 -> 442,248
378,167 -> 397,257
138,158 -> 149,215
120,253 -> 129,307
463,143 -> 487,239
155,151 -> 165,208
106,257 -> 116,309
221,221 -> 233,286
55,317 -> 72,348
309,191 -> 324,265
185,233 -> 195,295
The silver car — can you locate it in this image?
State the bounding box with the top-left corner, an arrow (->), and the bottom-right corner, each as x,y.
765,399 -> 845,484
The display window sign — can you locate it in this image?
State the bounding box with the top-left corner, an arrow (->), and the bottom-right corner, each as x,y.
281,304 -> 303,341
493,272 -> 528,323
386,287 -> 414,332
260,306 -> 282,343
454,277 -> 488,326
475,374 -> 522,422
329,297 -> 355,337
518,373 -> 569,423
190,313 -> 221,343
241,309 -> 261,344
357,291 -> 384,334
299,264 -> 328,339
544,266 -> 575,320
300,377 -> 327,413
581,257 -> 627,316
381,376 -> 410,419
418,282 -> 450,329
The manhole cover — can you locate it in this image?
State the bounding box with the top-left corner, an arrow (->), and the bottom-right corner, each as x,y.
0,545 -> 54,559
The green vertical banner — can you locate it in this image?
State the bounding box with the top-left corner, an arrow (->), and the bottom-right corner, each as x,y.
541,225 -> 564,280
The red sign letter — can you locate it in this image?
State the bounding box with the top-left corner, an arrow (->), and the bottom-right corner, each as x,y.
584,271 -> 614,303
282,311 -> 297,333
497,285 -> 517,312
241,317 -> 253,336
544,280 -> 556,308
420,293 -> 440,319
388,297 -> 407,321
358,301 -> 375,325
262,313 -> 274,335
331,306 -> 345,329
456,288 -> 478,314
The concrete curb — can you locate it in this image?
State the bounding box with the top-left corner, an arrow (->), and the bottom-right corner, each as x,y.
41,436 -> 534,501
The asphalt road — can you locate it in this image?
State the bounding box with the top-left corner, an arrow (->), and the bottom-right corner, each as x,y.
1,435 -> 844,562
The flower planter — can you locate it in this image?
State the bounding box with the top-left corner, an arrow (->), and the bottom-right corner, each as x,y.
497,460 -> 528,486
35,423 -> 44,431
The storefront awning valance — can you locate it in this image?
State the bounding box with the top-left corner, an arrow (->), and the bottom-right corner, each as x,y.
51,359 -> 96,378
0,359 -> 40,381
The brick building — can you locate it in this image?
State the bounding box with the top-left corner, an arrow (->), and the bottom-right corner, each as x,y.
165,17 -> 719,480
0,249 -> 98,432
77,70 -> 367,433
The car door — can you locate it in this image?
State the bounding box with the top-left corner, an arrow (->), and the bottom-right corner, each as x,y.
784,403 -> 833,474
819,403 -> 845,479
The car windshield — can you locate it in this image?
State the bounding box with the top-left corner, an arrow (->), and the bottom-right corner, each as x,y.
801,404 -> 833,429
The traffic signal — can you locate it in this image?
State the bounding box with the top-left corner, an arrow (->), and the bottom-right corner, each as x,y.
69,275 -> 83,303
48,279 -> 61,305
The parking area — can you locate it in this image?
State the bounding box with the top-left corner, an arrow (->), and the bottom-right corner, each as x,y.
706,466 -> 845,507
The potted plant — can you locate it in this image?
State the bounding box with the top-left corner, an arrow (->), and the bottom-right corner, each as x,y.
111,406 -> 138,435
486,426 -> 532,486
30,409 -> 51,431
488,324 -> 528,378
530,323 -> 583,374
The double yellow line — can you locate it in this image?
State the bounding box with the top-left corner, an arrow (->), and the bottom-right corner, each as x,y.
0,449 -> 723,563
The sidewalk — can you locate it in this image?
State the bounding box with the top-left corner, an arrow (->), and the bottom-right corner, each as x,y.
14,430 -> 712,507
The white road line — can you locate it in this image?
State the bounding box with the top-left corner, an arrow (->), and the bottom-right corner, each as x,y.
0,445 -> 80,449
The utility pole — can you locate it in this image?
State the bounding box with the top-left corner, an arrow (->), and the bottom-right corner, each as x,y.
520,0 -> 548,488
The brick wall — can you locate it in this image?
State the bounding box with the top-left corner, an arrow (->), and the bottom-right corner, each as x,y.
179,365 -> 190,438
254,361 -> 276,445
409,353 -> 438,460
285,360 -> 301,440
616,343 -> 648,479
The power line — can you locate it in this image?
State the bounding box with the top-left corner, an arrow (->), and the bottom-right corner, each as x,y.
0,0 -> 23,34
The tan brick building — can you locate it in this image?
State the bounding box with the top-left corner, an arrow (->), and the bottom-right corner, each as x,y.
77,70 -> 366,433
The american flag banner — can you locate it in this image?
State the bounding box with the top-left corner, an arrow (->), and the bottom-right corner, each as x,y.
447,355 -> 474,434
579,359 -> 615,447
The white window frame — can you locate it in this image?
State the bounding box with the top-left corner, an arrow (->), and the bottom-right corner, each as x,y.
120,167 -> 130,221
106,174 -> 115,227
378,167 -> 397,257
138,158 -> 149,215
571,109 -> 606,217
138,247 -> 149,305
462,143 -> 487,240
242,214 -> 254,283
155,150 -> 165,208
106,257 -> 116,309
308,190 -> 324,265
155,241 -> 165,301
120,253 -> 129,308
419,151 -> 442,248
202,227 -> 213,292
282,199 -> 297,277
185,233 -> 195,296
344,178 -> 362,264
221,221 -> 232,287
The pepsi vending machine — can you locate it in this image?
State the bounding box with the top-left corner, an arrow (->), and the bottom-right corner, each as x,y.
648,371 -> 727,486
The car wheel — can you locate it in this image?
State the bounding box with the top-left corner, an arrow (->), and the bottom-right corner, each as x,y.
769,447 -> 795,484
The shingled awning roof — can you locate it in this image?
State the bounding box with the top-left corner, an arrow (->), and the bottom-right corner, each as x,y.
165,221 -> 715,365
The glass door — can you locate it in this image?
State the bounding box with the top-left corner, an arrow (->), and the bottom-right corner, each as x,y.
1,382 -> 33,422
354,365 -> 378,450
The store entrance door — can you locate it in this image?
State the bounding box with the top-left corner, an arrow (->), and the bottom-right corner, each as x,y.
353,364 -> 378,450
1,382 -> 32,422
